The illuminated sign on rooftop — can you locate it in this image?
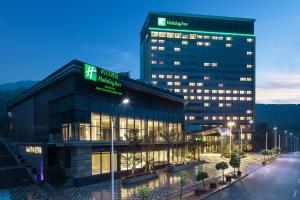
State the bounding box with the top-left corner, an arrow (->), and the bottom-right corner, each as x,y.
84,63 -> 122,96
157,17 -> 189,27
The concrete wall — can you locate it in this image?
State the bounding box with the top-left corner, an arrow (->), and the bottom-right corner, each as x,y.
70,146 -> 92,178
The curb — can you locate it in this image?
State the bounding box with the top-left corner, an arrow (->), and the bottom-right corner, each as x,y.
200,156 -> 279,200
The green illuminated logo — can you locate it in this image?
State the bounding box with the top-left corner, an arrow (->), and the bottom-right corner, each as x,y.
158,17 -> 166,26
157,17 -> 188,27
84,64 -> 97,81
83,63 -> 123,96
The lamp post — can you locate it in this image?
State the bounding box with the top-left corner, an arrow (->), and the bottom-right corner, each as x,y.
265,131 -> 268,150
284,130 -> 288,150
279,133 -> 281,150
227,121 -> 235,158
273,127 -> 277,148
290,133 -> 293,152
111,98 -> 130,200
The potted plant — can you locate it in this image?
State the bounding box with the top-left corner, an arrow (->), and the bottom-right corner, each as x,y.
177,170 -> 188,200
137,186 -> 150,200
194,171 -> 208,195
215,161 -> 228,184
229,154 -> 240,178
260,149 -> 268,164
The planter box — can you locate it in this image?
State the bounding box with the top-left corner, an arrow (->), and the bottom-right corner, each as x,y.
122,172 -> 159,185
168,162 -> 200,173
225,175 -> 232,182
210,182 -> 217,189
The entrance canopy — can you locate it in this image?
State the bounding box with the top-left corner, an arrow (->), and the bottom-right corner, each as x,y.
187,127 -> 231,137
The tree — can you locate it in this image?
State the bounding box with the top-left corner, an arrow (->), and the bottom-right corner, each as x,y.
196,171 -> 208,191
137,186 -> 150,200
143,130 -> 155,173
177,170 -> 188,200
260,149 -> 268,162
159,130 -> 178,165
124,128 -> 143,176
229,154 -> 240,176
215,161 -> 229,183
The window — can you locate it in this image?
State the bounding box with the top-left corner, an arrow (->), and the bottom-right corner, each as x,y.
204,76 -> 210,80
247,38 -> 254,43
152,81 -> 157,85
174,75 -> 180,79
189,82 -> 196,86
204,42 -> 211,46
174,89 -> 181,93
92,152 -> 117,175
225,43 -> 232,47
151,74 -> 157,78
158,39 -> 165,43
197,42 -> 204,46
196,89 -> 202,93
151,46 -> 157,50
174,82 -> 181,86
174,47 -> 181,52
182,40 -> 188,45
246,64 -> 253,69
183,89 -> 188,93
166,75 -> 173,79
151,60 -> 157,64
197,82 -> 203,86
204,103 -> 210,107
158,74 -> 165,79
167,82 -> 173,86
151,31 -> 158,37
247,51 -> 253,55
182,75 -> 188,79
158,46 -> 165,51
226,37 -> 232,41
174,61 -> 181,66
151,39 -> 158,43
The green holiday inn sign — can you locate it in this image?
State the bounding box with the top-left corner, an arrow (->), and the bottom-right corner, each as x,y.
157,17 -> 188,27
84,63 -> 122,96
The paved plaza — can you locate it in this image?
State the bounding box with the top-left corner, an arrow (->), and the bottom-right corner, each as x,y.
0,153 -> 264,200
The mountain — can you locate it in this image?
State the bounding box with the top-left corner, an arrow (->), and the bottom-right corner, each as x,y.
255,104 -> 300,134
0,81 -> 38,120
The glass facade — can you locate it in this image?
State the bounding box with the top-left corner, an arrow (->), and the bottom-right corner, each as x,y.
141,13 -> 255,141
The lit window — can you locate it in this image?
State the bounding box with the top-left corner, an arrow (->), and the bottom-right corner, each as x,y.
166,32 -> 174,38
212,96 -> 217,100
211,63 -> 218,67
197,82 -> 203,86
189,34 -> 197,39
212,116 -> 217,120
225,43 -> 232,47
233,97 -> 238,101
158,74 -> 165,79
174,82 -> 181,86
182,40 -> 189,45
151,60 -> 157,64
247,51 -> 253,55
174,47 -> 181,52
182,75 -> 188,79
233,90 -> 238,94
174,61 -> 181,66
158,39 -> 165,43
174,33 -> 182,38
158,46 -> 165,51
219,97 -> 225,100
218,83 -> 223,87
184,96 -> 188,100
151,74 -> 157,78
226,37 -> 232,41
151,31 -> 158,37
197,35 -> 203,39
204,42 -> 211,46
151,39 -> 158,43
189,116 -> 196,120
226,103 -> 232,107
190,96 -> 195,100
166,75 -> 173,79
159,61 -> 164,65
204,90 -> 210,94
158,32 -> 166,38
204,116 -> 209,120
152,81 -> 157,85
183,89 -> 188,93
197,42 -> 204,46
151,46 -> 157,50
189,89 -> 195,93
247,91 -> 252,94
204,76 -> 210,80
204,103 -> 210,107
204,62 -> 210,67
196,89 -> 202,93
247,133 -> 252,140
212,36 -> 219,40
246,110 -> 252,114
218,90 -> 225,94
189,82 -> 196,86
247,97 -> 252,101
182,34 -> 189,39
246,64 -> 253,69
174,89 -> 181,93
226,90 -> 232,94
218,36 -> 224,40
204,96 -> 210,100
204,35 -> 211,39
226,97 -> 232,100
197,96 -> 202,100
174,75 -> 180,79
167,82 -> 173,86
240,90 -> 245,94
247,38 -> 254,43
240,97 -> 246,101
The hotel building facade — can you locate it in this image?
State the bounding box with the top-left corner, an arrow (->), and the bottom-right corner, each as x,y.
141,12 -> 255,151
7,60 -> 185,185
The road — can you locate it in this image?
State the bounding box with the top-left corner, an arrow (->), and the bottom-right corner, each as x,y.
205,152 -> 300,200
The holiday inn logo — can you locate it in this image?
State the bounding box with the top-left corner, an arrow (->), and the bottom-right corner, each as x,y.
84,63 -> 97,81
157,17 -> 188,27
157,17 -> 166,26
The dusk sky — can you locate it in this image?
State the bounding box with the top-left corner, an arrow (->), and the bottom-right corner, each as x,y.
0,0 -> 300,104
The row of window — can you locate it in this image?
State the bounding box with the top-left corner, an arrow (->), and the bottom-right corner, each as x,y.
166,88 -> 253,94
150,31 -> 254,43
150,46 -> 254,56
182,96 -> 253,101
201,116 -> 253,121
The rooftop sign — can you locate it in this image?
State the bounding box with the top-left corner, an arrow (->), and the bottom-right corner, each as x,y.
84,63 -> 122,96
157,17 -> 188,27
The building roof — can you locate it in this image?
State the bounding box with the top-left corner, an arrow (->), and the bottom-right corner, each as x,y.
148,11 -> 255,22
7,59 -> 183,108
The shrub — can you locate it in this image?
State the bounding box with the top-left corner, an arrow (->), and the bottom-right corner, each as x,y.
196,171 -> 208,191
137,186 -> 150,200
215,161 -> 228,183
177,170 -> 188,200
229,154 -> 240,176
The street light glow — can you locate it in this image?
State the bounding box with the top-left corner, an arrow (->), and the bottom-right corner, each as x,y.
273,127 -> 277,130
122,98 -> 130,104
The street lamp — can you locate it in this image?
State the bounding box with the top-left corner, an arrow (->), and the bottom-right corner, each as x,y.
265,131 -> 268,150
111,98 -> 130,200
227,121 -> 235,158
240,120 -> 253,153
290,132 -> 293,152
273,127 -> 277,148
284,130 -> 288,149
